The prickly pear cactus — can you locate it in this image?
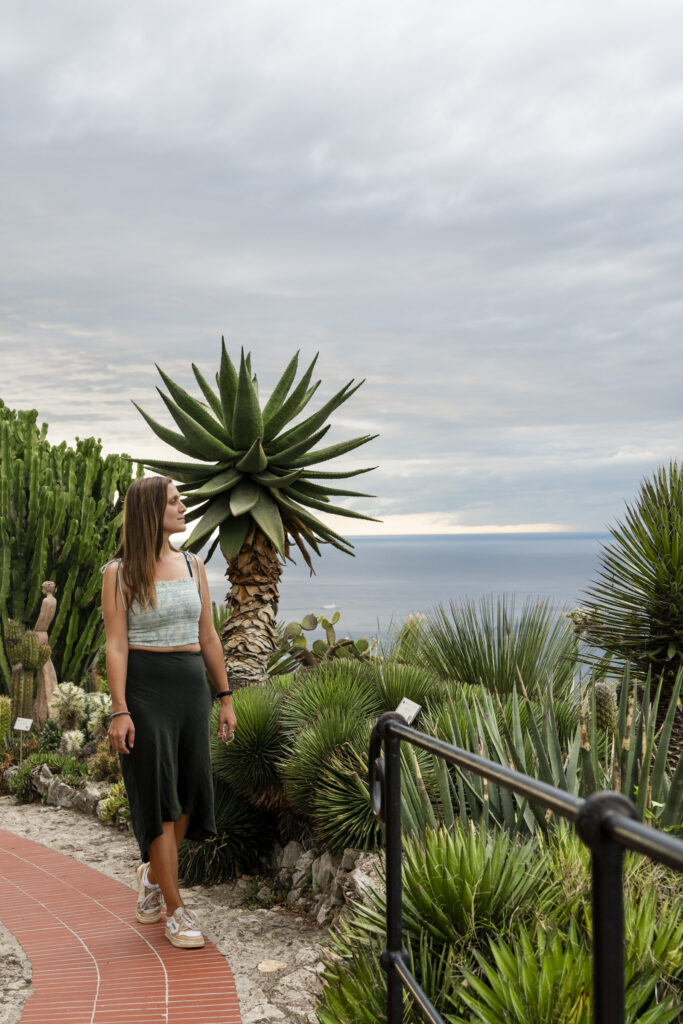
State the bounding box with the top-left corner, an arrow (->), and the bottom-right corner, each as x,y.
0,695 -> 11,751
269,610 -> 374,674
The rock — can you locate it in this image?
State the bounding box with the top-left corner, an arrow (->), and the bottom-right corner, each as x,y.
3,766 -> 18,786
72,785 -> 103,815
291,849 -> 316,890
243,1003 -> 286,1022
286,888 -> 302,906
265,842 -> 284,871
257,959 -> 287,973
340,848 -> 362,871
95,798 -> 109,820
315,898 -> 337,927
343,866 -> 383,903
46,779 -> 75,808
256,885 -> 273,902
311,851 -> 340,894
31,765 -> 53,796
280,840 -> 303,870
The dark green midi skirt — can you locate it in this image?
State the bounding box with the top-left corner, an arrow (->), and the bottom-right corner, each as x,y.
121,650 -> 216,863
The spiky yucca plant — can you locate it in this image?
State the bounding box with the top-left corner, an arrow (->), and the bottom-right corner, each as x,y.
579,462 -> 683,763
135,339 -> 379,688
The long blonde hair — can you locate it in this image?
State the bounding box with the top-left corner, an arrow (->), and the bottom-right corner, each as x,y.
118,475 -> 173,610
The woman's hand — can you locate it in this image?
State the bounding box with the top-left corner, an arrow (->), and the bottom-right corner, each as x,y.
108,713 -> 135,754
217,698 -> 237,743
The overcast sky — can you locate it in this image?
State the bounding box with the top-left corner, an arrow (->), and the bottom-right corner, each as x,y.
2,0 -> 682,535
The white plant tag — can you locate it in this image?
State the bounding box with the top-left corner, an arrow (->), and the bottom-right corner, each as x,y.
13,718 -> 33,732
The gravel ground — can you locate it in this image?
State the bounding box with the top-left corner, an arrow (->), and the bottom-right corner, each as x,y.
0,796 -> 330,1023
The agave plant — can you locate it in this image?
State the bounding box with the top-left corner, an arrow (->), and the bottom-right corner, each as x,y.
135,339 -> 379,688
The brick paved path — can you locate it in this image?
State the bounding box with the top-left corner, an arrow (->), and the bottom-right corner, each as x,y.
0,829 -> 242,1024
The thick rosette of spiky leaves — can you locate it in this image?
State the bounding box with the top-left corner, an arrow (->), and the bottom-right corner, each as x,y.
135,339 -> 379,570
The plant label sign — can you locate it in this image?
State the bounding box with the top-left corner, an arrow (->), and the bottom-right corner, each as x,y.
13,718 -> 33,732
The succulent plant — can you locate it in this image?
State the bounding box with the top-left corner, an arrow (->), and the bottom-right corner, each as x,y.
60,728 -> 86,754
5,621 -> 23,665
269,611 -> 375,674
0,400 -> 139,692
86,692 -> 113,740
50,681 -> 87,731
0,695 -> 11,751
134,340 -> 379,688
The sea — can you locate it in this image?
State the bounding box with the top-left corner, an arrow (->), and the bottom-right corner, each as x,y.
203,533 -> 609,641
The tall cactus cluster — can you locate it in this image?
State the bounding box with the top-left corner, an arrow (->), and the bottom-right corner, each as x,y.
4,619 -> 51,723
0,401 -> 140,692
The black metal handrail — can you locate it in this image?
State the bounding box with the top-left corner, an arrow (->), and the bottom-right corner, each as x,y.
368,711 -> 683,1024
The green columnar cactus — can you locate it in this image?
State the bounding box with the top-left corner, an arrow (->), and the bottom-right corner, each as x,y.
0,401 -> 141,691
5,621 -> 22,665
0,695 -> 11,750
21,631 -> 39,670
10,669 -> 34,723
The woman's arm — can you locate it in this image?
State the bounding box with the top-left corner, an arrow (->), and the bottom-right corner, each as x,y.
196,558 -> 236,741
101,562 -> 135,753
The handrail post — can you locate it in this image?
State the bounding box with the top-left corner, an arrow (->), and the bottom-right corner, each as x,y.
576,792 -> 639,1024
382,722 -> 404,1024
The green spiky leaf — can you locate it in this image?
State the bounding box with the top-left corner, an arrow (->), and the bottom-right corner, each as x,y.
232,349 -> 264,448
218,338 -> 239,425
289,434 -> 379,468
251,487 -> 286,554
262,351 -> 300,423
219,516 -> 250,558
183,495 -> 232,549
185,467 -> 243,498
235,438 -> 268,474
192,362 -> 225,422
155,364 -> 232,446
230,479 -> 261,517
263,353 -> 320,440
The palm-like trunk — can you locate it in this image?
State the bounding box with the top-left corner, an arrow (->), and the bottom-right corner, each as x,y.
220,526 -> 283,689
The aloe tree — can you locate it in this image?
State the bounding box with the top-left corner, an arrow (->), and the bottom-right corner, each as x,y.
135,339 -> 379,688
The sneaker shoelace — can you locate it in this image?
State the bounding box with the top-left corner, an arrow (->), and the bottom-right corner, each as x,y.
175,907 -> 201,932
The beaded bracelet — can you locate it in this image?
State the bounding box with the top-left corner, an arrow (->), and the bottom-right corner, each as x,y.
110,710 -> 132,719
215,689 -> 233,699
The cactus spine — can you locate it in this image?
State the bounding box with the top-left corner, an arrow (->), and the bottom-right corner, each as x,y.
0,401 -> 141,692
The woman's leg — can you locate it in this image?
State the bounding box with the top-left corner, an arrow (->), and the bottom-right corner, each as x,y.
147,813 -> 190,915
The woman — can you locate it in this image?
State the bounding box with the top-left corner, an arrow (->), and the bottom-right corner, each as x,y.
102,475 -> 236,949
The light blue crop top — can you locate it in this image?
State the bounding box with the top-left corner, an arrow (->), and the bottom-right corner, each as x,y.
101,552 -> 203,647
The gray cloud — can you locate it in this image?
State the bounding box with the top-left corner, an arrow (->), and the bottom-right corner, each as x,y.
2,0 -> 682,532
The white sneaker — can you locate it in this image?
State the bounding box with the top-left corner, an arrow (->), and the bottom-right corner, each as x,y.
165,906 -> 205,949
135,862 -> 164,924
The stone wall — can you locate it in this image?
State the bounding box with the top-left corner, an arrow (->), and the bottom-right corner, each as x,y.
259,841 -> 383,926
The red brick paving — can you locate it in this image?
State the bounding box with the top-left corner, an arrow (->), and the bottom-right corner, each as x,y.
0,829 -> 242,1024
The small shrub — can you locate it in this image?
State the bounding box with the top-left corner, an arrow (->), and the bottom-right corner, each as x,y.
9,752 -> 89,801
37,717 -> 62,753
89,738 -> 122,782
99,781 -> 130,823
